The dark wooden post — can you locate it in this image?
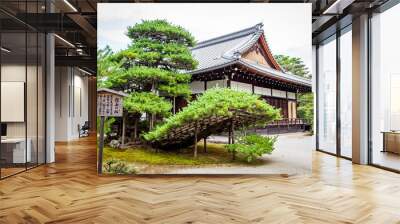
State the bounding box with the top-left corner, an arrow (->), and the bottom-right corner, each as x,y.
133,118 -> 138,140
173,97 -> 176,114
98,116 -> 105,174
121,112 -> 126,147
287,117 -> 290,131
203,137 -> 207,153
228,125 -> 232,144
231,119 -> 236,160
194,122 -> 198,158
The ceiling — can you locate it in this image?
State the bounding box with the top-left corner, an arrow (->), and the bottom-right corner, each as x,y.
0,0 -> 395,74
0,0 -> 98,74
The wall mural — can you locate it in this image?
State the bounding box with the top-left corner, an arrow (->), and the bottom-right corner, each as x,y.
97,3 -> 313,175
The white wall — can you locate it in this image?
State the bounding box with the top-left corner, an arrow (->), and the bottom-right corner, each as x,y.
230,81 -> 252,93
287,92 -> 296,100
272,89 -> 287,98
55,67 -> 89,141
190,81 -> 204,94
1,63 -> 46,164
254,86 -> 271,96
208,79 -> 227,89
1,65 -> 28,138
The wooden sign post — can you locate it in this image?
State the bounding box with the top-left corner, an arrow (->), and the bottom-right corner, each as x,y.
97,88 -> 127,174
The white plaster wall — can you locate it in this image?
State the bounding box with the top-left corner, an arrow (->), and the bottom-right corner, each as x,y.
71,71 -> 89,139
55,66 -> 70,141
1,63 -> 46,163
231,81 -> 252,93
55,67 -> 89,141
190,81 -> 204,93
207,79 -> 227,89
287,92 -> 296,100
254,86 -> 271,96
272,89 -> 287,98
1,65 -> 27,138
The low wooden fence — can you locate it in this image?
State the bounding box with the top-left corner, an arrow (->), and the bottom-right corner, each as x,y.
262,118 -> 309,134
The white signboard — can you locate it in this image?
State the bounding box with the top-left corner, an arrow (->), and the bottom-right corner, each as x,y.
97,93 -> 123,117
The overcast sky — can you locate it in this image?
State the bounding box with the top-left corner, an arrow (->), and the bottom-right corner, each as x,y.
98,3 -> 312,70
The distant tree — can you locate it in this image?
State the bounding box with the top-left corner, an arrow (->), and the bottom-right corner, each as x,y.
97,45 -> 119,81
275,54 -> 314,132
297,93 -> 314,133
275,54 -> 311,79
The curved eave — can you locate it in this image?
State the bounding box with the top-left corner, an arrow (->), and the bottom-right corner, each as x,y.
190,60 -> 311,90
237,59 -> 312,88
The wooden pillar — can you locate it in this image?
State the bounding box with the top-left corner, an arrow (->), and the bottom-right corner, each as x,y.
228,125 -> 232,144
98,116 -> 105,174
121,112 -> 126,147
194,122 -> 198,158
231,119 -> 236,160
133,118 -> 138,140
203,137 -> 207,153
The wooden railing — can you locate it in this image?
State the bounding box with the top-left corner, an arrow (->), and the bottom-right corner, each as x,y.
262,118 -> 310,133
267,118 -> 306,126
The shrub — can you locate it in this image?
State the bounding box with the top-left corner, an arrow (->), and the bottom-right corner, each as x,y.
143,88 -> 281,142
297,92 -> 314,133
225,134 -> 277,163
103,158 -> 137,174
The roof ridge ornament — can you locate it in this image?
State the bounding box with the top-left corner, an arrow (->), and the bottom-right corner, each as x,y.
255,23 -> 264,32
232,51 -> 241,59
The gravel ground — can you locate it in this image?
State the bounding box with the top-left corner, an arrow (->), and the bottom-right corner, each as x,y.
134,132 -> 314,175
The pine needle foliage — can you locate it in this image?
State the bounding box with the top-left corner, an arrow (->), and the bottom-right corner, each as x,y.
143,88 -> 281,142
102,20 -> 198,135
103,66 -> 191,93
123,92 -> 172,117
119,20 -> 198,71
274,54 -> 311,79
127,20 -> 196,47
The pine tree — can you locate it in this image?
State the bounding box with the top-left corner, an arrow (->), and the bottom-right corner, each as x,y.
275,54 -> 313,132
104,20 -> 198,142
274,54 -> 311,79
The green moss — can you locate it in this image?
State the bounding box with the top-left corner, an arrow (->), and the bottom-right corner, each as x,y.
103,143 -> 264,166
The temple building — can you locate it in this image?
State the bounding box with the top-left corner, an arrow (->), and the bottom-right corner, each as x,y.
188,23 -> 312,121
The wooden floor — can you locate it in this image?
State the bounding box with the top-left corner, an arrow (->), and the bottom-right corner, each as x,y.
1,136 -> 400,223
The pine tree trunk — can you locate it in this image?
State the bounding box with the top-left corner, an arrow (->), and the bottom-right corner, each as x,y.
153,113 -> 156,129
134,118 -> 138,139
173,96 -> 176,114
150,113 -> 155,130
152,81 -> 157,95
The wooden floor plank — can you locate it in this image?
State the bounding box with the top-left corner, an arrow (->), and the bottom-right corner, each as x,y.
0,136 -> 400,223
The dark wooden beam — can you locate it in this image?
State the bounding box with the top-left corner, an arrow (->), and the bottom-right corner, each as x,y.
204,137 -> 207,153
194,121 -> 198,158
231,119 -> 236,160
